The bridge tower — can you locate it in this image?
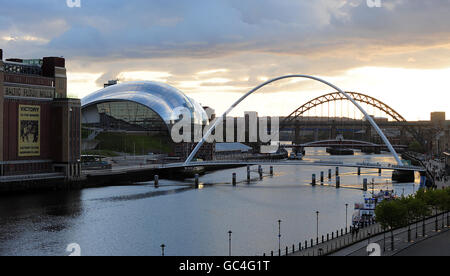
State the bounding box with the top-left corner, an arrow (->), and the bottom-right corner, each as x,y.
314,128 -> 319,141
330,120 -> 337,140
294,123 -> 301,144
365,123 -> 372,143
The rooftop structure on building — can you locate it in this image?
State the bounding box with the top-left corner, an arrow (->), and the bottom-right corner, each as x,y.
0,49 -> 81,181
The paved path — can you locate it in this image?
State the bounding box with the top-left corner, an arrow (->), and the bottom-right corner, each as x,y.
396,227 -> 450,256
288,223 -> 383,256
329,213 -> 450,256
286,212 -> 450,256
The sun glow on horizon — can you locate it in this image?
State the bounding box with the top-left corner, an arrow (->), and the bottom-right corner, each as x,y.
69,66 -> 449,121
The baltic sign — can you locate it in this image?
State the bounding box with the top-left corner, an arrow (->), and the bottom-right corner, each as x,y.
5,85 -> 54,99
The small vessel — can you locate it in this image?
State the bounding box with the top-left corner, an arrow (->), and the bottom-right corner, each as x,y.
326,147 -> 354,155
352,190 -> 397,227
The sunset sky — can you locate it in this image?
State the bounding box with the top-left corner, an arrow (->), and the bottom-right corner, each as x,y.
1,0 -> 449,120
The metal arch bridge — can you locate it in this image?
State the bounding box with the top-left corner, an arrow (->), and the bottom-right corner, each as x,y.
163,160 -> 425,172
282,91 -> 406,124
280,90 -> 426,148
181,75 -> 425,174
185,75 -> 403,166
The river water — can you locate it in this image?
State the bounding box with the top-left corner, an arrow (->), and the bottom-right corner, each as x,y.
0,148 -> 418,256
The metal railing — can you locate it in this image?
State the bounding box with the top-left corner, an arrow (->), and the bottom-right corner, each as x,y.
262,211 -> 450,257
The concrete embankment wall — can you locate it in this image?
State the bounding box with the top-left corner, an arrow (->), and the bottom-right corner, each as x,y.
0,164 -> 244,195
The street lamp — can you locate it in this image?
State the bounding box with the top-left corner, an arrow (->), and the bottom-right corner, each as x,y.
278,220 -> 282,256
228,231 -> 232,257
345,204 -> 349,230
316,211 -> 320,241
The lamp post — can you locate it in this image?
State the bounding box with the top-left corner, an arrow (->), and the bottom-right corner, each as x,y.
228,231 -> 232,256
345,204 -> 349,230
316,211 -> 320,241
278,220 -> 282,256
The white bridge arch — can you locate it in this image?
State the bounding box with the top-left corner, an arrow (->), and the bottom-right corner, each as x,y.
184,75 -> 403,166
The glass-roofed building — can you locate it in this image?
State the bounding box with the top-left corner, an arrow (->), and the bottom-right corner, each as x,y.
81,81 -> 213,160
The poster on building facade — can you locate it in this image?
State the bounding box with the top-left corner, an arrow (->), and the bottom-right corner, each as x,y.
18,105 -> 40,157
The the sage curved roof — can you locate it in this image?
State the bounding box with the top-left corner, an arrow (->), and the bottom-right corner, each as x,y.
81,81 -> 208,125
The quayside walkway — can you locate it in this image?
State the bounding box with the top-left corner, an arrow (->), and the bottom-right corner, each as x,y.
282,212 -> 450,256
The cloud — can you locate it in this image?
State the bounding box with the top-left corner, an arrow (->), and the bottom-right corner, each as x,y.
3,0 -> 450,62
1,0 -> 450,120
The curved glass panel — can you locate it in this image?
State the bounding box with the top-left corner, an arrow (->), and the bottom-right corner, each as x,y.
96,101 -> 167,132
81,81 -> 209,126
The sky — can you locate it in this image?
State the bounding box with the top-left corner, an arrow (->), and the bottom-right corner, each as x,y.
1,0 -> 449,120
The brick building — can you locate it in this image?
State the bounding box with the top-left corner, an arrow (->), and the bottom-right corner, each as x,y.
0,49 -> 81,179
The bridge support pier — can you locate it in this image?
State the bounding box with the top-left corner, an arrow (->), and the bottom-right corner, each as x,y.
195,174 -> 199,188
363,179 -> 368,191
336,176 -> 341,188
154,175 -> 159,188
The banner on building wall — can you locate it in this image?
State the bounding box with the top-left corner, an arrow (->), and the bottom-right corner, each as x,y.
18,105 -> 40,157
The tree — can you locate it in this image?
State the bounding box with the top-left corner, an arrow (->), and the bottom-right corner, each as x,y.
423,189 -> 441,231
401,196 -> 429,240
375,200 -> 408,250
408,140 -> 426,154
435,189 -> 450,211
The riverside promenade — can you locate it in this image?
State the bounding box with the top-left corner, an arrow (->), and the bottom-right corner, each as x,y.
287,223 -> 382,256
286,212 -> 450,256
330,212 -> 450,256
425,159 -> 450,189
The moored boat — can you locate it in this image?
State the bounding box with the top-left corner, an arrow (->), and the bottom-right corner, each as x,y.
352,190 -> 397,227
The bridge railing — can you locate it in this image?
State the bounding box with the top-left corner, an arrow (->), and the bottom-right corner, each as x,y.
314,161 -> 344,165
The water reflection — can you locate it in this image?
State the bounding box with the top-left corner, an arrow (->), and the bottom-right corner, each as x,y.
0,191 -> 82,256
